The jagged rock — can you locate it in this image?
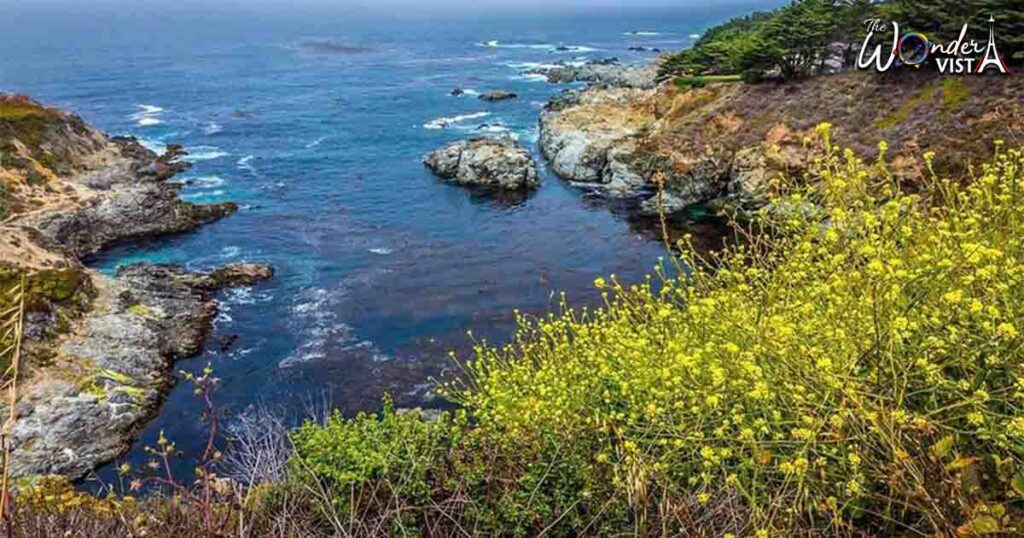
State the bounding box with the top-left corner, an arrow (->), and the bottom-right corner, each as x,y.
27,183 -> 236,258
7,262 -> 273,479
538,88 -> 656,193
478,90 -> 518,102
423,137 -> 539,190
205,263 -> 276,288
526,60 -> 658,89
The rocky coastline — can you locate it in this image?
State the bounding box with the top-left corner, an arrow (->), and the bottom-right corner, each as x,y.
532,65 -> 1024,219
0,94 -> 272,479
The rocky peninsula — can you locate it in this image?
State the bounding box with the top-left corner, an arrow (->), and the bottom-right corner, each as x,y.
534,67 -> 1024,217
0,94 -> 272,478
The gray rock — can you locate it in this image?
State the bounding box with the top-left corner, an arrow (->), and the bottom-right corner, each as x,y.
23,141 -> 236,258
526,60 -> 659,89
6,262 -> 273,479
478,90 -> 518,102
423,137 -> 539,190
538,88 -> 656,193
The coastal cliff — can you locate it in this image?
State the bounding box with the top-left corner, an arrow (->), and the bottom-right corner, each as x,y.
0,94 -> 271,478
538,71 -> 1024,215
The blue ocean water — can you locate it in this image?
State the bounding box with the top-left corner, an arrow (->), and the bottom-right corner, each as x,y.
0,2 -> 783,480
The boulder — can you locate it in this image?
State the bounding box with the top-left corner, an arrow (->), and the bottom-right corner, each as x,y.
479,90 -> 518,102
423,137 -> 539,190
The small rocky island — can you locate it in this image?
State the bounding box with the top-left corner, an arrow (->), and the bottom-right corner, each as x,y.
423,136 -> 539,191
0,94 -> 273,478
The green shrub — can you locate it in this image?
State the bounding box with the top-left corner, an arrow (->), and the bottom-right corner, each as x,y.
290,401 -> 452,507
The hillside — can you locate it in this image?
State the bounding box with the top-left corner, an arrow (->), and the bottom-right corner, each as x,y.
540,71 -> 1024,214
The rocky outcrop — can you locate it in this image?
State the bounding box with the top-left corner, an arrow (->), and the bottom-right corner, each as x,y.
544,86 -> 753,214
0,94 -> 274,479
526,59 -> 659,89
479,90 -> 517,102
19,139 -> 236,258
539,88 -> 659,197
7,263 -> 273,479
424,137 -> 539,190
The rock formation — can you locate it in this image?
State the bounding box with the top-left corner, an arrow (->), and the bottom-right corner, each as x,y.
424,137 -> 539,190
0,94 -> 273,479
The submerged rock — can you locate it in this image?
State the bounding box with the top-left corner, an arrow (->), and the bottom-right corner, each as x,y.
478,90 -> 518,102
450,88 -> 465,97
423,137 -> 539,190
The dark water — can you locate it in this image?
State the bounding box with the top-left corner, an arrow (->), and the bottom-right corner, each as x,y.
0,2 -> 783,481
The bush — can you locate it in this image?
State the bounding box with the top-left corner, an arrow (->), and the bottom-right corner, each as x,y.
447,128 -> 1024,535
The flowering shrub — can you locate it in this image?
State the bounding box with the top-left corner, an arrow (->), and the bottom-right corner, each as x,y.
11,131 -> 1024,536
449,127 -> 1024,535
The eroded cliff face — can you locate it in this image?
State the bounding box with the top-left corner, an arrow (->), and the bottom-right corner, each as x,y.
0,94 -> 270,479
538,71 -> 1024,215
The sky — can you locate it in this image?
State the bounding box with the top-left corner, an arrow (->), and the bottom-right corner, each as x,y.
1,0 -> 786,16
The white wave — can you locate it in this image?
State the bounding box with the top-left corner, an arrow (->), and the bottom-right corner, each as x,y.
131,104 -> 164,127
191,175 -> 224,187
184,146 -> 229,162
138,138 -> 167,154
215,301 -> 232,326
280,287 -> 353,368
232,347 -> 257,358
279,274 -> 390,368
423,111 -> 490,130
625,31 -> 662,36
689,33 -> 702,39
203,122 -> 222,135
223,286 -> 274,306
182,189 -> 224,199
130,104 -> 164,119
503,61 -> 560,70
369,247 -> 393,255
478,40 -> 552,50
513,73 -> 550,83
548,45 -> 599,54
306,136 -> 327,149
221,245 -> 241,258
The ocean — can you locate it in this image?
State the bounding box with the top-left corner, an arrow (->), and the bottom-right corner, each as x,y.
0,1 -> 784,480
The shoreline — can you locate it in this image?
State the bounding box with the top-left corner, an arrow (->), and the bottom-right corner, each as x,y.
0,94 -> 273,479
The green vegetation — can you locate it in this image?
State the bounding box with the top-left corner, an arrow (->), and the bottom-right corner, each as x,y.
875,81 -> 941,129
14,131 -> 1024,536
941,77 -> 971,116
659,0 -> 875,82
659,0 -> 1021,83
673,74 -> 742,88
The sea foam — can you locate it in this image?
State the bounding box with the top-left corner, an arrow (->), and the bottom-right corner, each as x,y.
423,111 -> 490,130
